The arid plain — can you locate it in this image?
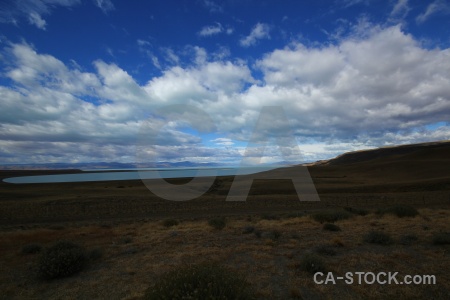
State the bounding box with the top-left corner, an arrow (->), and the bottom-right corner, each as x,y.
0,141 -> 449,299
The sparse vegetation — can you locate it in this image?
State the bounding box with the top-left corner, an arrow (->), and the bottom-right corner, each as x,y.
242,226 -> 255,234
311,209 -> 352,223
261,213 -> 279,220
377,205 -> 419,218
121,236 -> 133,244
89,248 -> 103,260
323,223 -> 341,231
162,219 -> 179,228
432,232 -> 450,245
263,230 -> 282,241
344,206 -> 369,216
208,217 -> 226,230
399,234 -> 418,245
314,244 -> 337,256
37,241 -> 87,280
363,231 -> 393,245
144,263 -> 255,300
298,253 -> 326,274
21,244 -> 42,254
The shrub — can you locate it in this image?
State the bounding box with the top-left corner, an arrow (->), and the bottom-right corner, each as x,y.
323,223 -> 341,232
208,217 -> 226,230
432,232 -> 450,245
121,237 -> 133,244
89,248 -> 103,260
298,253 -> 326,274
261,214 -> 279,220
399,234 -> 418,245
262,230 -> 282,241
311,210 -> 352,223
363,231 -> 393,245
162,219 -> 179,228
344,207 -> 369,216
22,244 -> 42,254
314,244 -> 337,256
242,226 -> 255,234
37,241 -> 87,279
377,205 -> 419,218
144,263 -> 255,300
254,230 -> 262,238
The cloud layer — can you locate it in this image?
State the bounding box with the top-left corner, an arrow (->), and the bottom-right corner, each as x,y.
1,25 -> 450,164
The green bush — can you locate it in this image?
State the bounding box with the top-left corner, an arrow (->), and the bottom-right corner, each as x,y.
311,210 -> 352,223
377,205 -> 419,218
432,232 -> 450,245
208,217 -> 226,230
344,207 -> 369,216
363,231 -> 393,245
323,223 -> 341,232
144,263 -> 255,300
21,244 -> 42,254
162,219 -> 179,228
298,253 -> 326,274
37,241 -> 87,279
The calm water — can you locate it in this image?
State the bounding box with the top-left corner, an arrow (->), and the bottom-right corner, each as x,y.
3,166 -> 278,184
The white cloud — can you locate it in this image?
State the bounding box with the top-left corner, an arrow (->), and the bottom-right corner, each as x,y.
240,23 -> 271,47
202,0 -> 223,13
1,25 -> 450,164
416,0 -> 450,24
0,0 -> 113,28
93,0 -> 115,13
0,0 -> 81,28
198,23 -> 223,36
390,0 -> 409,19
211,138 -> 234,146
28,12 -> 46,29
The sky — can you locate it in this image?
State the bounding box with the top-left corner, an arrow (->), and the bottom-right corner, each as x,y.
1,0 -> 450,166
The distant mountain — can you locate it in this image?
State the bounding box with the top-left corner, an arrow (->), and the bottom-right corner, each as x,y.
0,161 -> 224,170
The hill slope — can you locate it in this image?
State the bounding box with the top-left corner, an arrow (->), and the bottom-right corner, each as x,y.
307,140 -> 450,192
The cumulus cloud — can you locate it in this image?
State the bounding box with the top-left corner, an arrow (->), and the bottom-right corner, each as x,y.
1,25 -> 450,164
240,23 -> 271,47
416,0 -> 450,24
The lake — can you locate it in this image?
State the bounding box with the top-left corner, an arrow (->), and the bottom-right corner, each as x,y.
2,166 -> 279,184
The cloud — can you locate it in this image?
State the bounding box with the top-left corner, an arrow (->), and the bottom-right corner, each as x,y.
240,23 -> 271,47
0,0 -> 81,29
93,0 -> 115,13
390,0 -> 409,19
1,25 -> 450,164
0,0 -> 113,29
340,0 -> 372,8
198,23 -> 223,36
28,12 -> 47,29
416,0 -> 450,24
212,138 -> 234,146
202,0 -> 223,13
